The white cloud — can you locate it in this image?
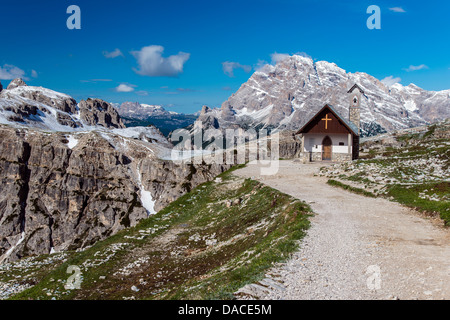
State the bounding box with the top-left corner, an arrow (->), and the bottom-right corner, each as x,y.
0,64 -> 26,80
103,48 -> 124,59
389,7 -> 406,13
270,53 -> 291,64
293,52 -> 313,60
80,79 -> 113,83
131,45 -> 190,77
254,52 -> 291,72
31,70 -> 38,78
254,59 -> 269,71
115,83 -> 136,92
404,64 -> 428,72
255,52 -> 313,72
381,76 -> 401,86
136,90 -> 149,96
176,88 -> 197,92
222,61 -> 252,77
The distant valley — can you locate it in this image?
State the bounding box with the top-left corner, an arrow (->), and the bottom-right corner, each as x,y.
113,102 -> 197,136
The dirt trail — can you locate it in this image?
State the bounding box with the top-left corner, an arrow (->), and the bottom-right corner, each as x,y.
234,160 -> 450,300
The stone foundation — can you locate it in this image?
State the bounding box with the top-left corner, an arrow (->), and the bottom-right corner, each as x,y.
299,152 -> 352,162
332,152 -> 352,162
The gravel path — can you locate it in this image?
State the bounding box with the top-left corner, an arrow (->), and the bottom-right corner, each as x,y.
234,160 -> 450,300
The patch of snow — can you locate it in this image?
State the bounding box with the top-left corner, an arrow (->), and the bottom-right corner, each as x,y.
9,85 -> 72,100
111,127 -> 166,144
163,149 -> 213,161
66,135 -> 79,149
0,232 -> 25,263
404,100 -> 418,112
141,104 -> 162,109
136,167 -> 157,216
140,189 -> 156,216
279,109 -> 297,125
236,105 -> 274,121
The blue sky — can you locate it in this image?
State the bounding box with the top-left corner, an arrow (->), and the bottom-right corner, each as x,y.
0,0 -> 449,114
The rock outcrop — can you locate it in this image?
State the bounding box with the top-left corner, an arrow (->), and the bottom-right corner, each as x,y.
6,78 -> 27,90
0,126 -> 229,262
0,80 -> 231,263
78,98 -> 124,129
277,130 -> 302,159
200,105 -> 211,116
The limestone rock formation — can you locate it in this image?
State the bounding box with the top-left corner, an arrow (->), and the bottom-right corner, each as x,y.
0,126 -> 229,262
277,130 -> 302,159
200,105 -> 211,116
0,80 -> 231,263
78,98 -> 124,129
193,55 -> 450,138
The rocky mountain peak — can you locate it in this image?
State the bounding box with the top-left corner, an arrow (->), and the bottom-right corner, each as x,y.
200,105 -> 211,116
0,81 -> 127,131
116,101 -> 170,119
6,78 -> 28,90
78,98 -> 125,129
198,54 -> 450,137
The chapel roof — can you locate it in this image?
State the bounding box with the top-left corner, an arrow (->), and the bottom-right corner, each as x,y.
296,104 -> 359,136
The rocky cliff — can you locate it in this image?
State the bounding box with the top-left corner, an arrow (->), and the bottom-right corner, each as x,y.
0,79 -> 230,263
0,126 -> 229,262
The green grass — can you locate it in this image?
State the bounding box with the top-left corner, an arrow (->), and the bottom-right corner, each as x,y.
326,180 -> 449,226
386,182 -> 450,226
327,121 -> 450,227
327,179 -> 377,198
9,165 -> 312,300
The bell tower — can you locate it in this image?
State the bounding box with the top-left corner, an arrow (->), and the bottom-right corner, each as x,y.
347,84 -> 363,134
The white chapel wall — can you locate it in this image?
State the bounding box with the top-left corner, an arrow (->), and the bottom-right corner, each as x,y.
303,133 -> 350,154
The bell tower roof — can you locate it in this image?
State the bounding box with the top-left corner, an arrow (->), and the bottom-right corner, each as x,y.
347,84 -> 364,94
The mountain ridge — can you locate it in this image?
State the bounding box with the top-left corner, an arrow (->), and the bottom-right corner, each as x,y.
194,55 -> 450,137
115,101 -> 197,136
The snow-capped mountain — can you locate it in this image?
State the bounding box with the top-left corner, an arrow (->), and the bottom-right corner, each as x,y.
116,102 -> 174,119
198,55 -> 450,137
0,78 -> 171,149
116,101 -> 197,136
0,78 -> 124,131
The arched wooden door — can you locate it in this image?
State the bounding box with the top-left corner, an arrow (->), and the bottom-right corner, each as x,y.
322,136 -> 332,160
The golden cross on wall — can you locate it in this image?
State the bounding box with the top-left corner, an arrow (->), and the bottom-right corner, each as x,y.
321,114 -> 332,130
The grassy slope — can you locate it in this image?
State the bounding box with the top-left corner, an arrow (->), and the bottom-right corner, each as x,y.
323,121 -> 450,225
7,165 -> 312,300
